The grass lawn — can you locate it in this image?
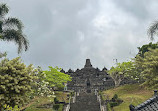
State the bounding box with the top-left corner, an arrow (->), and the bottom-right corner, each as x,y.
102,84 -> 154,111
23,96 -> 54,111
24,91 -> 70,111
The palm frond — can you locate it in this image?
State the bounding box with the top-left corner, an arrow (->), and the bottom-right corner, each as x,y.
148,21 -> 158,41
23,35 -> 29,51
19,34 -> 29,52
2,29 -> 29,54
4,17 -> 23,31
0,4 -> 9,17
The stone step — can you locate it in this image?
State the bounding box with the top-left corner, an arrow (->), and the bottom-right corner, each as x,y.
70,104 -> 100,111
70,93 -> 100,111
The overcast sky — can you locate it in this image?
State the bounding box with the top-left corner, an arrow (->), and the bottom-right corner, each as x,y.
0,0 -> 158,71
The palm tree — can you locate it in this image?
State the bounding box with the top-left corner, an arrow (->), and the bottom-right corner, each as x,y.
148,20 -> 158,41
0,3 -> 29,54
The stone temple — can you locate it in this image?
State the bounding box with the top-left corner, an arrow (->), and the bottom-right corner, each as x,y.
61,59 -> 115,93
61,59 -> 138,111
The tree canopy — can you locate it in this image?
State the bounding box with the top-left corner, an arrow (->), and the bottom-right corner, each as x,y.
108,61 -> 134,87
137,42 -> 158,57
0,57 -> 37,108
135,49 -> 158,89
43,66 -> 72,88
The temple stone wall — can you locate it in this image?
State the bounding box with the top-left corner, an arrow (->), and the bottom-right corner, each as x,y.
64,59 -> 115,92
61,59 -> 138,93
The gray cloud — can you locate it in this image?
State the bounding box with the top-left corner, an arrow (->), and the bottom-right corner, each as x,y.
0,0 -> 158,71
112,0 -> 150,20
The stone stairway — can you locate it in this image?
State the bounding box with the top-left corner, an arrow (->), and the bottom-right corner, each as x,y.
70,92 -> 100,111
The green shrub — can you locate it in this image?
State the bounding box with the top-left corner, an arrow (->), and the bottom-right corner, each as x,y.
53,104 -> 63,111
109,94 -> 123,108
54,97 -> 59,104
113,94 -> 118,100
53,104 -> 60,110
109,102 -> 119,107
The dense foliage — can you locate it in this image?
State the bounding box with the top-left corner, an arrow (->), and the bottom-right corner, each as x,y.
108,44 -> 158,89
0,57 -> 37,108
137,42 -> 158,57
43,66 -> 72,89
35,66 -> 55,97
108,61 -> 134,87
135,49 -> 158,89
